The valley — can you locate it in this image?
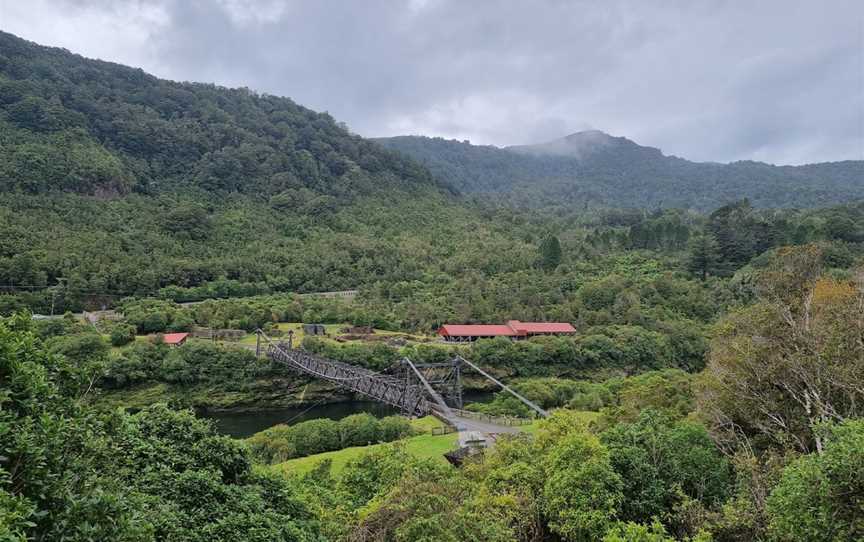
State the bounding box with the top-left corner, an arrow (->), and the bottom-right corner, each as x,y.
1,26 -> 863,542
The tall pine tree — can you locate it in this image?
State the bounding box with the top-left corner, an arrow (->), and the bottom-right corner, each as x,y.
687,233 -> 719,281
539,235 -> 562,271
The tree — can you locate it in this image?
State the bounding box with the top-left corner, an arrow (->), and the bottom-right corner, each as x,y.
48,332 -> 107,361
601,410 -> 731,534
602,521 -> 675,542
766,419 -> 864,541
697,249 -> 864,455
470,433 -> 547,540
110,323 -> 137,346
539,235 -> 562,271
164,204 -> 210,240
600,369 -> 695,424
542,431 -> 623,541
687,233 -> 719,281
708,200 -> 758,273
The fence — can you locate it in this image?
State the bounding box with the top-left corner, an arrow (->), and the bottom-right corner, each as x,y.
191,327 -> 246,341
299,290 -> 359,300
450,408 -> 534,427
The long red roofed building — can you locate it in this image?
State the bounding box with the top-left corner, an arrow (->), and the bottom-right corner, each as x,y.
438,320 -> 576,342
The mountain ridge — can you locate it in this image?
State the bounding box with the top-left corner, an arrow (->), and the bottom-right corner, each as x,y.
0,30 -> 444,202
376,133 -> 864,210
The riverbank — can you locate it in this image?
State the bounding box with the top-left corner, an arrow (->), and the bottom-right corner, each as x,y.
204,401 -> 399,438
93,378 -> 350,411
93,378 -> 498,439
94,376 -> 500,412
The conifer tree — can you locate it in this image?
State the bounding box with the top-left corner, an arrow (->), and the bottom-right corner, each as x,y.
539,235 -> 562,271
687,233 -> 719,281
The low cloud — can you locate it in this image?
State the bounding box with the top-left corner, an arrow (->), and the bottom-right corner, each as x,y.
2,0 -> 862,164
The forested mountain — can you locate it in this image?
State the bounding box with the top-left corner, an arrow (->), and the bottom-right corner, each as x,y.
376,132 -> 864,210
2,29 -> 864,321
0,30 -> 439,199
0,30 -> 467,310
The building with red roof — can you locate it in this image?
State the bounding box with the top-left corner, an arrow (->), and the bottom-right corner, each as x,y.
437,320 -> 576,342
161,332 -> 189,346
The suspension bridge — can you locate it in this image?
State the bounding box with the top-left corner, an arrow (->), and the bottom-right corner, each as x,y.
255,330 -> 548,451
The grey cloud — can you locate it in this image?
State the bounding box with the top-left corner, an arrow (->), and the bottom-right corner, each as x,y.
1,0 -> 862,164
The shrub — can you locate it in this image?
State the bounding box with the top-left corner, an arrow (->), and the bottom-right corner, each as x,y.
247,414 -> 415,464
110,323 -> 136,346
766,419 -> 864,541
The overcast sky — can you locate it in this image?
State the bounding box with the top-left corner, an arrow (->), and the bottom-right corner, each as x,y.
2,0 -> 863,164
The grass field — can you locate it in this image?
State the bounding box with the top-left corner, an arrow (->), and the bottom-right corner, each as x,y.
273,415 -> 452,475
271,410 -> 601,476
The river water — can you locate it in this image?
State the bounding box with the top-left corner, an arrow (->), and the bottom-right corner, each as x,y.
202,391 -> 496,438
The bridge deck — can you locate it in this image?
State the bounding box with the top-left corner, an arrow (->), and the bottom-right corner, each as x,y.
267,342 -> 435,416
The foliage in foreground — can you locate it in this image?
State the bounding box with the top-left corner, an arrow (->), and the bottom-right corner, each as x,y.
0,314 -> 323,541
247,413 -> 415,464
2,302 -> 864,541
4,250 -> 864,541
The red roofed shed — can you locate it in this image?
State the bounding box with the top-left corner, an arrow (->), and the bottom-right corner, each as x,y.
162,332 -> 189,346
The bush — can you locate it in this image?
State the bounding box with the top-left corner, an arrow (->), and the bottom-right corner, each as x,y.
766,419 -> 864,541
247,414 -> 415,464
110,323 -> 136,346
338,413 -> 381,447
378,416 -> 414,442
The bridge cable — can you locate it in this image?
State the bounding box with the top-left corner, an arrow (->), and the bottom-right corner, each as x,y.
455,355 -> 549,418
402,357 -> 461,428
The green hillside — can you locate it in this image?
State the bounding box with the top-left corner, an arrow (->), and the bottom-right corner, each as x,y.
0,30 -> 471,312
376,132 -> 864,210
0,31 -> 440,199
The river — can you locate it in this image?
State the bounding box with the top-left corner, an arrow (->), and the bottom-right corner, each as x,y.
202,391 -> 496,438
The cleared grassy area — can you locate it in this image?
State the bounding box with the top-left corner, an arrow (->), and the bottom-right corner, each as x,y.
235,322 -> 435,347
269,415 -> 449,476
410,415 -> 447,433
272,409 -> 601,476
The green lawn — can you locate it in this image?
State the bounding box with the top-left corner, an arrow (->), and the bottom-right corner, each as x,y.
409,415 -> 448,433
271,409 -> 603,477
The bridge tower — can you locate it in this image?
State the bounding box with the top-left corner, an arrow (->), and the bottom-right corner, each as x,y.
400,358 -> 463,409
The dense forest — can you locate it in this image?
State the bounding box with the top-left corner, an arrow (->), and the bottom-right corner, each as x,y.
377,133 -> 864,210
1,30 -> 863,542
5,255 -> 864,541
